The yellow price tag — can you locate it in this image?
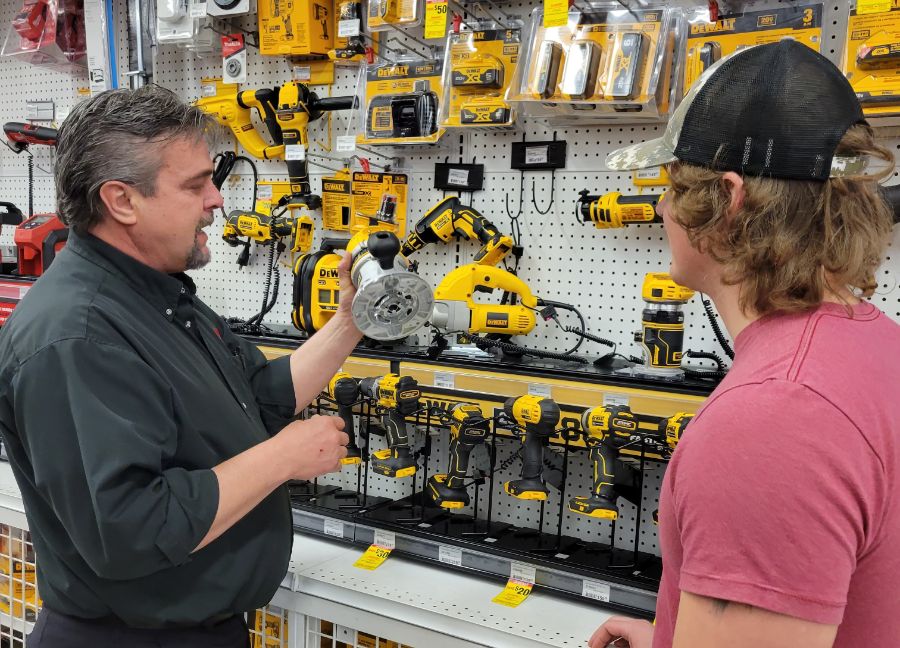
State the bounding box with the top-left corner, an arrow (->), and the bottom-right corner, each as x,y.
425,0 -> 449,39
492,578 -> 533,607
857,0 -> 892,14
353,544 -> 392,570
543,0 -> 568,28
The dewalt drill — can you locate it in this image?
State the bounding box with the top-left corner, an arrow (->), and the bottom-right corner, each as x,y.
652,411 -> 693,524
327,373 -> 362,465
568,405 -> 638,520
576,190 -> 662,229
359,374 -> 421,478
504,395 -> 561,500
633,273 -> 695,378
427,404 -> 490,509
400,196 -> 514,266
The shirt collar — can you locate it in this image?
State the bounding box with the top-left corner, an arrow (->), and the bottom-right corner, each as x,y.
67,231 -> 196,321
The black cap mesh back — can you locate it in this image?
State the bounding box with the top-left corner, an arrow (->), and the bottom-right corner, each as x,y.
674,40 -> 865,181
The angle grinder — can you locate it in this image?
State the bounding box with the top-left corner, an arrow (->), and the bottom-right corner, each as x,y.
348,231 -> 433,340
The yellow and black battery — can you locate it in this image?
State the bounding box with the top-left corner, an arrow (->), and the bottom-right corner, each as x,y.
531,41 -> 563,99
560,40 -> 601,100
451,55 -> 505,90
606,32 -> 647,100
459,96 -> 512,124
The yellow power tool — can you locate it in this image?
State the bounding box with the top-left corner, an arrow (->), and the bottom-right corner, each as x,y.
400,197 -> 514,266
327,373 -> 363,465
652,412 -> 693,524
503,395 -> 561,500
328,0 -> 366,62
431,264 -> 537,336
426,404 -> 491,509
634,273 -> 695,378
222,209 -> 313,255
568,404 -> 638,520
195,79 -> 285,160
358,374 -> 421,478
576,190 -> 663,229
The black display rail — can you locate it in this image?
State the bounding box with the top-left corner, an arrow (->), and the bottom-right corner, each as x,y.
288,393 -> 677,618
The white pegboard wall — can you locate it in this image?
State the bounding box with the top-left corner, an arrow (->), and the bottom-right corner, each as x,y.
4,0 -> 900,559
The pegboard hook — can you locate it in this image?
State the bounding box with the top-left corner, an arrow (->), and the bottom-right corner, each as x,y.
504,171 -> 524,221
531,170 -> 556,216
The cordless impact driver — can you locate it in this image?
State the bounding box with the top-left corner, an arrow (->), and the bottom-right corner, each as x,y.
427,404 -> 490,508
503,395 -> 561,500
568,404 -> 639,520
327,373 -> 362,465
359,374 -> 421,478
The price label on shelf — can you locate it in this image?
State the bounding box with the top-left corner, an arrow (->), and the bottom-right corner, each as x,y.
858,0 -> 891,14
336,135 -> 356,152
433,372 -> 455,389
582,579 -> 611,603
425,0 -> 449,39
525,145 -> 549,165
374,529 -> 396,550
338,18 -> 361,37
603,393 -> 630,407
285,145 -> 306,161
446,168 -> 469,186
543,0 -> 568,28
353,544 -> 392,570
323,518 -> 344,538
438,545 -> 462,567
493,564 -> 536,608
528,383 -> 552,398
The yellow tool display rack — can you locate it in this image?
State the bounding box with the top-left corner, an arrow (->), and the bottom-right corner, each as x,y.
254,333 -> 710,617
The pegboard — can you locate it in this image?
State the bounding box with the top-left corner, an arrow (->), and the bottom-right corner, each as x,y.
2,0 -> 900,560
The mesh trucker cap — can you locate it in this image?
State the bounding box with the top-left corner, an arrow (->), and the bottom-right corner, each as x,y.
606,40 -> 869,181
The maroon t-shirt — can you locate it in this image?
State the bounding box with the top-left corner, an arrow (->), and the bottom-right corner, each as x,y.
654,302 -> 900,647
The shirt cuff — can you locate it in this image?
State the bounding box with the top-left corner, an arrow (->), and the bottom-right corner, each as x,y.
154,468 -> 220,566
680,570 -> 846,625
252,354 -> 297,433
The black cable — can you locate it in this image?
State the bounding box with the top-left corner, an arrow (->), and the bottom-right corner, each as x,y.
700,293 -> 734,360
684,349 -> 725,372
681,350 -> 727,381
467,332 -> 589,363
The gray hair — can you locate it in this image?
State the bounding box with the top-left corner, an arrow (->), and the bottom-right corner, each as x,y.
55,85 -> 216,234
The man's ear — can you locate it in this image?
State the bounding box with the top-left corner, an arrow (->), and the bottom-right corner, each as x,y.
720,172 -> 746,221
97,181 -> 139,226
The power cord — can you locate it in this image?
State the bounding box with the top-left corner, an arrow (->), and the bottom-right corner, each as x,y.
700,293 -> 734,360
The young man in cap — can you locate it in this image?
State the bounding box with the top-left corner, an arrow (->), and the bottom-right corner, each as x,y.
589,40 -> 899,648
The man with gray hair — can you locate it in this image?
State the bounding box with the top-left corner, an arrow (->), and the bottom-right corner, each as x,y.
0,85 -> 360,647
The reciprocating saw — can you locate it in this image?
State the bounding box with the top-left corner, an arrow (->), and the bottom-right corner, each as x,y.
400,196 -> 515,266
426,404 -> 490,508
359,374 -> 421,478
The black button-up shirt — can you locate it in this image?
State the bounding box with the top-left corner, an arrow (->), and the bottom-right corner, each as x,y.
0,232 -> 296,628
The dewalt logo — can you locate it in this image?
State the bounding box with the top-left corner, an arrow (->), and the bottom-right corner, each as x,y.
400,389 -> 420,399
690,18 -> 736,34
324,182 -> 347,191
319,268 -> 339,278
355,173 -> 382,181
486,312 -> 509,327
378,66 -> 408,77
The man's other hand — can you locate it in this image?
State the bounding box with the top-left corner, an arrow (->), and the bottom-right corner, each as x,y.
275,415 -> 349,480
588,616 -> 654,648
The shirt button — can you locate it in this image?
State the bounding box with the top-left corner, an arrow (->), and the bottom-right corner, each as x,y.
185,321 -> 192,328
241,402 -> 247,409
165,308 -> 173,316
180,287 -> 186,294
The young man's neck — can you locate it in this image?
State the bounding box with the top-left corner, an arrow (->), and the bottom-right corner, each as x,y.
706,280 -> 861,343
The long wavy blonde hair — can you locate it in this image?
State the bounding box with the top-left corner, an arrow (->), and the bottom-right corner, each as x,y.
665,124 -> 895,315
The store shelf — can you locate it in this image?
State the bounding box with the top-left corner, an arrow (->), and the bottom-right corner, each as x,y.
0,461 -> 626,647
